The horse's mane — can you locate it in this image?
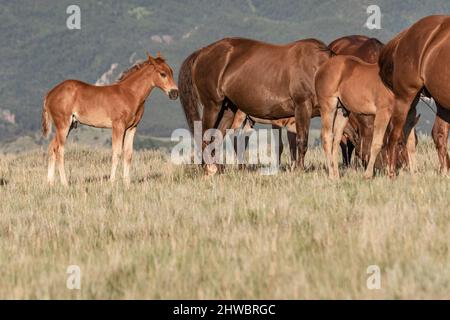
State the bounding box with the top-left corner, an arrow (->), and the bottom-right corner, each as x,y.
378,29 -> 408,89
115,57 -> 166,83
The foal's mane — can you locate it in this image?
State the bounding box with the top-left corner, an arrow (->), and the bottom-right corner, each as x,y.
378,29 -> 408,89
116,57 -> 166,83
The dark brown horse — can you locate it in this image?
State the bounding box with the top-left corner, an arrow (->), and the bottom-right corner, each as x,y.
42,53 -> 178,186
179,37 -> 332,174
379,15 -> 450,176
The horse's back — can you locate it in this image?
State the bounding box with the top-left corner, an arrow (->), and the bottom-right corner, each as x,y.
192,37 -> 329,118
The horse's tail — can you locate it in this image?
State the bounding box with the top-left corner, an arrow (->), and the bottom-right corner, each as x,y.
178,50 -> 202,134
41,95 -> 52,139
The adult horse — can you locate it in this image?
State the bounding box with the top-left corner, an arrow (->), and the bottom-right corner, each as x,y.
178,37 -> 332,174
42,53 -> 178,186
379,15 -> 450,176
229,35 -> 394,169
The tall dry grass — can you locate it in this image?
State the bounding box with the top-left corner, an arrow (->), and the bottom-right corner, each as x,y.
0,137 -> 448,299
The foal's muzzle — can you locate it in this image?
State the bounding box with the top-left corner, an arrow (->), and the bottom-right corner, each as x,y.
169,89 -> 179,100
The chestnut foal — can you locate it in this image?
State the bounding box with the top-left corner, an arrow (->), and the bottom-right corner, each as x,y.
42,53 -> 178,186
315,55 -> 417,179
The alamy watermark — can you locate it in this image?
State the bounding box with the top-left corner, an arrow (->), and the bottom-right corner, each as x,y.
366,5 -> 381,30
171,121 -> 281,175
66,265 -> 81,290
66,5 -> 81,30
366,265 -> 381,290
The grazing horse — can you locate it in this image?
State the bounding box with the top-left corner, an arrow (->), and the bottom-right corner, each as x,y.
229,35 -> 388,169
315,54 -> 417,179
179,37 -> 332,174
379,15 -> 450,176
42,53 -> 179,186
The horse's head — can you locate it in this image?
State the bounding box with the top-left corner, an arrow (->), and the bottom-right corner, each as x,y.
146,52 -> 179,100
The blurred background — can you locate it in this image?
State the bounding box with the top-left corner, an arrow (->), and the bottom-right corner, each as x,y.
1,0 -> 449,151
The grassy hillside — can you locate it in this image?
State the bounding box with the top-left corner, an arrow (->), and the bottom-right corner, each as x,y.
0,138 -> 448,299
1,0 -> 449,142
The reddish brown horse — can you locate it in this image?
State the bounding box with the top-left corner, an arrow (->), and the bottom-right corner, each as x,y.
329,36 -> 384,168
380,15 -> 450,176
316,51 -> 419,179
179,37 -> 332,174
230,36 -> 390,169
42,53 -> 178,186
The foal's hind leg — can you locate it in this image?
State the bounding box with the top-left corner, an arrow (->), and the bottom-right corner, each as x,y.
320,97 -> 338,179
47,122 -> 70,186
432,111 -> 450,175
56,128 -> 69,186
364,109 -> 391,179
110,122 -> 126,182
47,137 -> 58,185
331,108 -> 349,179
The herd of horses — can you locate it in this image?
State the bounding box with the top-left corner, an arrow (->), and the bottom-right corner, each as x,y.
42,15 -> 450,185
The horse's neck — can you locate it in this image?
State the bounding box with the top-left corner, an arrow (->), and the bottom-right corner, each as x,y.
119,67 -> 155,100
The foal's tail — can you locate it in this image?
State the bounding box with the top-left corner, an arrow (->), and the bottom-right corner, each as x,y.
41,95 -> 52,139
178,50 -> 202,134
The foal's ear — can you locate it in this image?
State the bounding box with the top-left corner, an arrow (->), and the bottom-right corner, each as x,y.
156,51 -> 166,61
146,51 -> 156,64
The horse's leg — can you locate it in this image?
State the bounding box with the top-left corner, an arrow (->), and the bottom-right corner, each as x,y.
110,122 -> 126,182
432,111 -> 450,175
216,107 -> 236,172
287,130 -> 297,168
331,108 -> 349,179
231,110 -> 247,160
320,98 -> 338,179
294,99 -> 313,171
123,126 -> 137,186
364,109 -> 391,179
202,100 -> 223,176
347,141 -> 355,168
271,124 -> 284,165
340,136 -> 350,168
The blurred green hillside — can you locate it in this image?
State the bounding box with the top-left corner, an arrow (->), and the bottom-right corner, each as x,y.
1,0 -> 449,145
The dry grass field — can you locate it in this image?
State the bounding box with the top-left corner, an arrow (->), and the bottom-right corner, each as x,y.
0,137 -> 448,299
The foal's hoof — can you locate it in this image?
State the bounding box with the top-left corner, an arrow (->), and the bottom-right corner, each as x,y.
363,172 -> 373,180
204,164 -> 218,176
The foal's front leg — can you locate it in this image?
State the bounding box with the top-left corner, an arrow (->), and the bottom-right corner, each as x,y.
123,126 -> 137,186
110,123 -> 126,182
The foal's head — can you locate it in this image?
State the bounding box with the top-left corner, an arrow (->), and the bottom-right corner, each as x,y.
146,52 -> 179,100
